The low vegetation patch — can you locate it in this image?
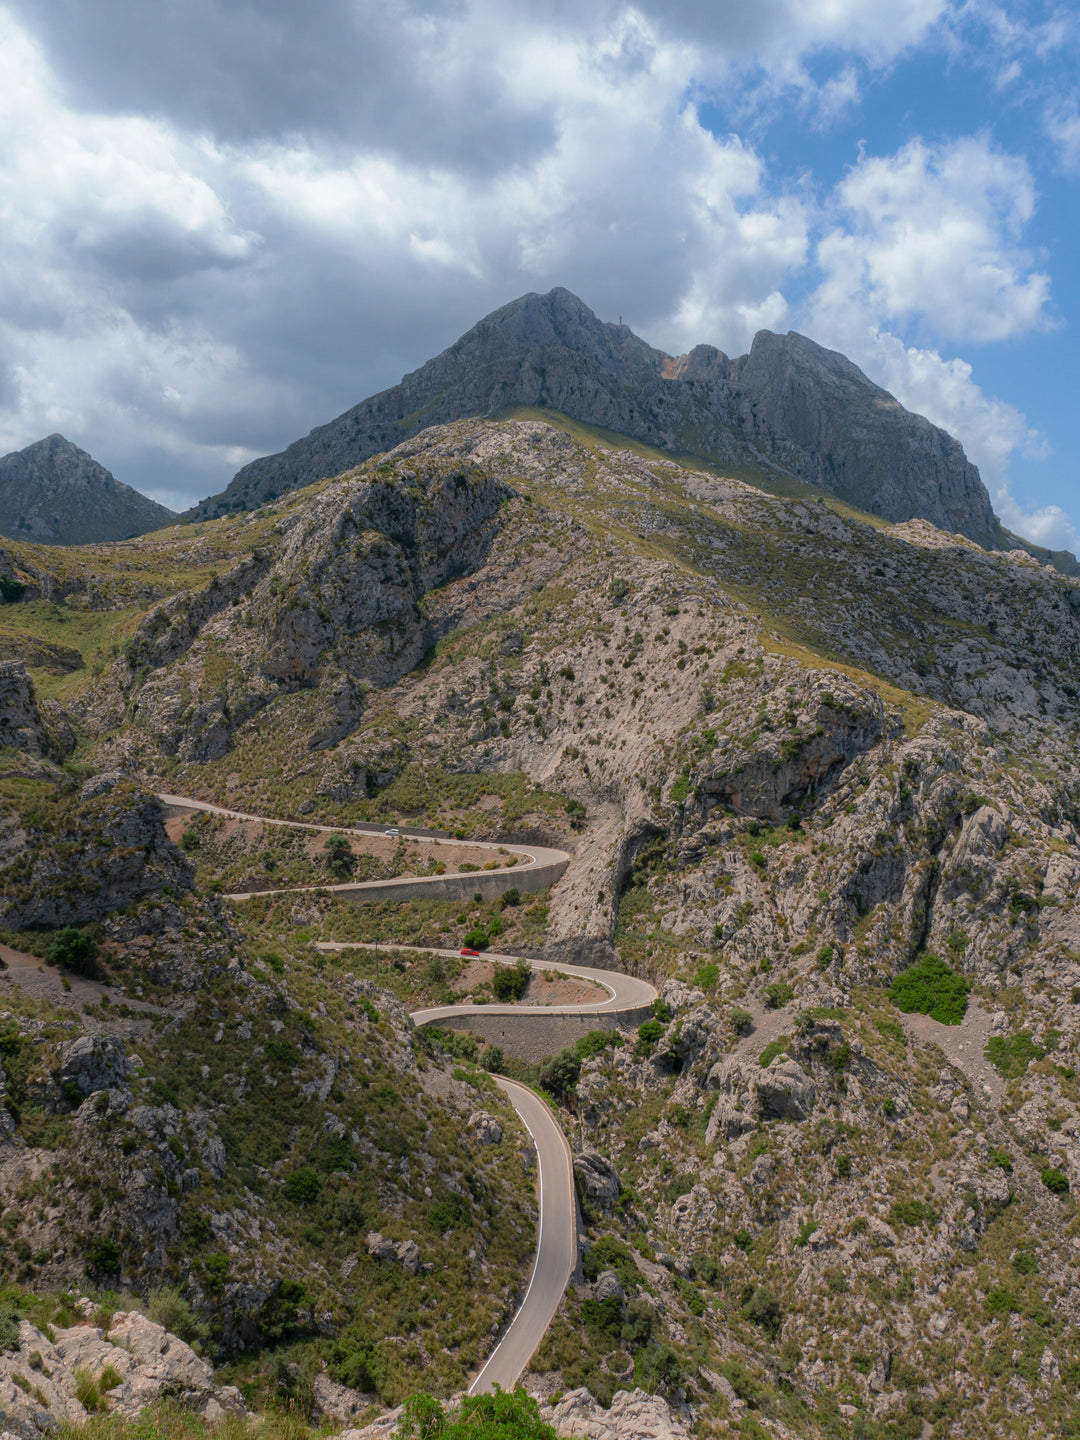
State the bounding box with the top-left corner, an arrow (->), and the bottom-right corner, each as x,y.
888,953 -> 969,1025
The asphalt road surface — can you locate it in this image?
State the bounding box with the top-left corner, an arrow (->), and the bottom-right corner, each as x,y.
466,1077 -> 577,1395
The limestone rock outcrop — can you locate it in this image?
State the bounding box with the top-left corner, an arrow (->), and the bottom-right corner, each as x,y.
0,1310 -> 244,1437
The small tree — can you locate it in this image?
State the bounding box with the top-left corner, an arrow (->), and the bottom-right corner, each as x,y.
48,928 -> 101,978
323,833 -> 354,880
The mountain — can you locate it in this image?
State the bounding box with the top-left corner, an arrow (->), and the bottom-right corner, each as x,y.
0,433 -> 176,545
185,287 -> 1003,548
5,411 -> 1080,1436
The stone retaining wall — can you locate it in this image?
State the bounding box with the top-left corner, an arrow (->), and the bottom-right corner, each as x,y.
423,1003 -> 655,1063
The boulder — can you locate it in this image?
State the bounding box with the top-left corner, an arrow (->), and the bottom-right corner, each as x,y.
574,1149 -> 621,1211
756,1057 -> 816,1122
593,1270 -> 624,1304
57,1035 -> 130,1097
468,1110 -> 503,1145
366,1231 -> 420,1274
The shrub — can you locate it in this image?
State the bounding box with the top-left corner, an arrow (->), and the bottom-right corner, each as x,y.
764,980 -> 794,1009
48,927 -> 101,978
478,1043 -> 505,1073
492,960 -> 529,1002
98,1364 -> 122,1392
741,1283 -> 782,1339
462,927 -> 489,950
816,944 -> 834,969
146,1287 -> 208,1345
758,1038 -> 789,1068
0,1304 -> 19,1352
397,1388 -> 557,1440
890,1198 -> 938,1228
323,834 -> 354,880
835,1154 -> 852,1179
985,1031 -> 1044,1078
539,1049 -> 581,1098
86,1237 -> 121,1275
888,952 -> 969,1025
499,888 -> 520,909
429,1194 -> 471,1232
328,1345 -> 377,1394
694,962 -> 720,991
282,1167 -> 321,1203
575,1029 -> 623,1059
637,1019 -> 665,1054
1041,1167 -> 1070,1195
730,1007 -> 753,1035
989,1148 -> 1013,1171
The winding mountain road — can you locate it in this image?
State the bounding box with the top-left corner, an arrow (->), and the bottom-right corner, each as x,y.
158,794 -> 655,1392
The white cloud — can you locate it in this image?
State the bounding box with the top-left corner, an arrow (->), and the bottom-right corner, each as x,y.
815,136 -> 1052,347
1045,97 -> 1080,172
0,0 -> 1069,556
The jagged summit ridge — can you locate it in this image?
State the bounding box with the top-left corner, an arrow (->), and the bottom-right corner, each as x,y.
185,288 -> 1000,546
0,433 -> 176,545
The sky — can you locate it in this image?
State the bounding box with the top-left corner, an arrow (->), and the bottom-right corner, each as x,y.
0,1 -> 1077,547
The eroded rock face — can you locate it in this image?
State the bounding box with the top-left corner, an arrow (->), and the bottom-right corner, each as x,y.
574,1149 -> 621,1212
0,783 -> 194,929
57,1035 -> 131,1097
541,1386 -> 691,1440
0,1310 -> 244,1437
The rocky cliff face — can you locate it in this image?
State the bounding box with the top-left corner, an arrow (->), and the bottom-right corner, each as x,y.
0,434 -> 175,545
186,289 -> 1001,547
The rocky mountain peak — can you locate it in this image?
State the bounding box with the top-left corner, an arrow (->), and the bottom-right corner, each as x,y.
183,289 -> 1012,554
0,433 -> 176,545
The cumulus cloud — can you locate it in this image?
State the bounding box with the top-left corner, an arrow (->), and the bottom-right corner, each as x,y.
813,136 -> 1052,347
0,0 -> 1069,552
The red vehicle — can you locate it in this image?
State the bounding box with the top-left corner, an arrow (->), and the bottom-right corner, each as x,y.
460,947 -> 480,958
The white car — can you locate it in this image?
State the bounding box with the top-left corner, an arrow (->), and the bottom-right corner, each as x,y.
384,827 -> 400,837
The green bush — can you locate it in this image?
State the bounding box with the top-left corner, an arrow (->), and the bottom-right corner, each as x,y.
478,1044 -> 504,1073
462,927 -> 489,950
145,1286 -> 209,1345
0,1304 -> 20,1352
282,1167 -> 321,1203
888,953 -> 969,1025
816,944 -> 834,968
429,1193 -> 471,1232
323,834 -> 355,880
740,1283 -> 782,1338
764,980 -> 794,1009
86,1237 -> 122,1274
890,1198 -> 938,1228
539,1049 -> 581,1097
758,1038 -> 789,1067
48,927 -> 101,978
985,1031 -> 1044,1077
499,888 -> 520,909
730,1007 -> 753,1035
637,1019 -> 665,1054
396,1387 -> 558,1440
492,960 -> 529,1002
694,962 -> 720,991
1042,1167 -> 1070,1195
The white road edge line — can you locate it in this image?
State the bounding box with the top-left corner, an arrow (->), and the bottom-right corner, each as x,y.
467,1081 -> 546,1395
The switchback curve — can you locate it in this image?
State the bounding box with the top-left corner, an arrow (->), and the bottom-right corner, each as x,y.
158,795 -> 654,1391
